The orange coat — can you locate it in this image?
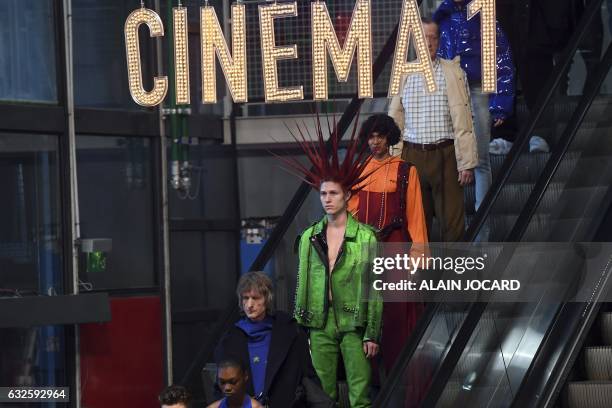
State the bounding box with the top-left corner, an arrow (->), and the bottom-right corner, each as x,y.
348,157 -> 428,244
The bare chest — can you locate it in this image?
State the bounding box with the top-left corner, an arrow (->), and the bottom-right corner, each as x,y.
326,228 -> 345,271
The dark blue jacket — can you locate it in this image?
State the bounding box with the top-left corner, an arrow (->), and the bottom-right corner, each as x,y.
214,312 -> 331,407
434,0 -> 514,120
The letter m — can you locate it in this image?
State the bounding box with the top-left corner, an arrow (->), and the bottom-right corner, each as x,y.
311,0 -> 373,100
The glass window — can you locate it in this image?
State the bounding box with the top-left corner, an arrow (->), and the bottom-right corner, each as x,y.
72,0 -> 146,109
0,134 -> 63,296
76,136 -> 157,290
170,231 -> 238,384
0,0 -> 58,103
0,327 -> 67,393
168,145 -> 238,220
238,152 -> 322,220
170,231 -> 237,312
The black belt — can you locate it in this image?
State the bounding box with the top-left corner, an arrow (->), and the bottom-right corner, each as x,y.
406,139 -> 453,151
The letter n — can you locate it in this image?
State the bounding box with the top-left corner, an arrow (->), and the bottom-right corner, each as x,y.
201,4 -> 247,103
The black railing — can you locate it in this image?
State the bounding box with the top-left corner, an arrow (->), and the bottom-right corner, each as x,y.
464,0 -> 605,241
376,0 -> 607,405
373,301 -> 441,407
510,39 -> 612,408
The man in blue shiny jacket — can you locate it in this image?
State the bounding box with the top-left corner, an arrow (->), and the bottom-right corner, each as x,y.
434,0 -> 515,240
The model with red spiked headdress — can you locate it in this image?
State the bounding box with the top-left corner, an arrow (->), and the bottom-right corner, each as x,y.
286,113 -> 382,408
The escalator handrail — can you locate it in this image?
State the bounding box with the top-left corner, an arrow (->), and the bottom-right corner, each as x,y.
373,300 -> 441,407
379,0 -> 606,405
509,40 -> 612,408
532,200 -> 612,408
507,38 -> 612,242
464,0 -> 605,242
420,1 -> 608,404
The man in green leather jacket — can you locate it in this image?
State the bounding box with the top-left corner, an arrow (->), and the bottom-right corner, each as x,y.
286,122 -> 382,408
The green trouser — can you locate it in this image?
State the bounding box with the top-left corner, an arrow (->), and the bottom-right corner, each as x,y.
309,306 -> 371,408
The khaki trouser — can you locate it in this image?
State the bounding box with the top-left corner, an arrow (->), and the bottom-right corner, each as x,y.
402,143 -> 466,242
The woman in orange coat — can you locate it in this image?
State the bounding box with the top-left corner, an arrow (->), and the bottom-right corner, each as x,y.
349,114 -> 428,376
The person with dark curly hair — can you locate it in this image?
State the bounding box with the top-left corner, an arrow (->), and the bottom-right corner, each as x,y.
349,113 -> 428,374
350,114 -> 428,247
158,385 -> 192,408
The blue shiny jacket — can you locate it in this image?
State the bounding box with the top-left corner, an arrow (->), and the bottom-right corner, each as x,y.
434,0 -> 514,120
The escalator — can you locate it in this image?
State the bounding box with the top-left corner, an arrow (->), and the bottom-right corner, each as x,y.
182,1 -> 612,406
375,0 -> 612,406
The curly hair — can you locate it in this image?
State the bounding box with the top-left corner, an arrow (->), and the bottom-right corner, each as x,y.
236,272 -> 274,314
358,114 -> 401,147
158,385 -> 191,406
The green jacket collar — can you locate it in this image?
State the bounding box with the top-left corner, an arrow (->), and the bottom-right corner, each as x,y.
312,212 -> 359,240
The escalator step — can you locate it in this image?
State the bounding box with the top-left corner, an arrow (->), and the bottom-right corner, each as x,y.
489,153 -> 553,184
485,213 -> 551,241
464,152 -> 579,216
522,216 -> 593,241
465,183 -> 538,215
601,313 -> 612,346
585,347 -> 612,381
567,381 -> 612,408
436,380 -> 462,407
561,122 -> 612,153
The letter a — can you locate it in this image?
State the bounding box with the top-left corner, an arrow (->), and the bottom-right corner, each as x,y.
388,0 -> 436,97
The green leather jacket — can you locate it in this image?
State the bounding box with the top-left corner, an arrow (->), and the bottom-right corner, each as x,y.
294,212 -> 382,343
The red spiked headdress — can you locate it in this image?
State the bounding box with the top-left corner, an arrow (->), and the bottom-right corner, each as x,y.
279,112 -> 373,193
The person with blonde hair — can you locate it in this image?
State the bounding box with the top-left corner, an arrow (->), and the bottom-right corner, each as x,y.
214,272 -> 330,408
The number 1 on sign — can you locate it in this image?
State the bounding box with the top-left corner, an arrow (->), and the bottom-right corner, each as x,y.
468,0 -> 497,93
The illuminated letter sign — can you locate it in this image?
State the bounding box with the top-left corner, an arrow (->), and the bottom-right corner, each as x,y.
259,2 -> 304,103
201,3 -> 248,104
388,0 -> 435,97
468,0 -> 497,93
174,6 -> 190,105
312,0 -> 373,100
124,7 -> 168,107
123,1 -> 499,106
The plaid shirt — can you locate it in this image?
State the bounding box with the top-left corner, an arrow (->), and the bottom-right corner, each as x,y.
401,58 -> 455,144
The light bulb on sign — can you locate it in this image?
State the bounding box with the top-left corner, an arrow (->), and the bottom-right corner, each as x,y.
124,8 -> 168,107
468,0 -> 497,93
388,0 -> 436,97
311,0 -> 373,100
201,3 -> 248,104
258,2 -> 304,103
174,6 -> 190,105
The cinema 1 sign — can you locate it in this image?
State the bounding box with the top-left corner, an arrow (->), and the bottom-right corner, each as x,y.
124,0 -> 497,107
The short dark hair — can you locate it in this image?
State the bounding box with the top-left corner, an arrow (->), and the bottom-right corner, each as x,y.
218,356 -> 247,374
359,114 -> 401,146
421,17 -> 440,35
158,385 -> 191,406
